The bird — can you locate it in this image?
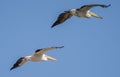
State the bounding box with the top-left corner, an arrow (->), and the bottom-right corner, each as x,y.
10,46 -> 64,70
51,4 -> 111,28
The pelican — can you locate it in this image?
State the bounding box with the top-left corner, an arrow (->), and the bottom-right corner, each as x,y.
51,4 -> 111,28
10,46 -> 64,70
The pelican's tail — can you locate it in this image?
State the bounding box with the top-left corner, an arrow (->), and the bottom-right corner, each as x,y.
89,11 -> 103,19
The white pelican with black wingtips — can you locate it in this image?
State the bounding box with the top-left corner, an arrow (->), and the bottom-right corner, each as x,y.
10,46 -> 64,70
51,4 -> 111,28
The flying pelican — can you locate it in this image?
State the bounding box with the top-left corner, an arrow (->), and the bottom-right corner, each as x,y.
10,46 -> 64,70
51,4 -> 111,28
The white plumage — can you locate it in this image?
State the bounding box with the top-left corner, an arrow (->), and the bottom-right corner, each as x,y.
10,46 -> 64,70
51,4 -> 111,28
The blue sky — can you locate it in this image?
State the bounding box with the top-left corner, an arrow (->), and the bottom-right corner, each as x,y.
0,0 -> 120,77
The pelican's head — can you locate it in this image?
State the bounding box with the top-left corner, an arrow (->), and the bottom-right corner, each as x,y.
25,56 -> 31,61
70,9 -> 76,14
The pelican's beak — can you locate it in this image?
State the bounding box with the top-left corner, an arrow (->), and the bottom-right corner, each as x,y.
89,11 -> 103,19
46,55 -> 57,61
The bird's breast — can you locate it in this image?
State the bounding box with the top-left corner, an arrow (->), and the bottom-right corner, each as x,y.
30,55 -> 43,62
30,54 -> 47,62
75,11 -> 87,18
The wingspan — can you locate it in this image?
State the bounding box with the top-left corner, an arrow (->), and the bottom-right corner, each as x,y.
10,57 -> 27,70
77,4 -> 111,11
51,10 -> 73,28
34,46 -> 64,55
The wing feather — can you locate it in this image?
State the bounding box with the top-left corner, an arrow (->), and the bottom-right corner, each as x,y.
51,11 -> 73,28
34,46 -> 64,55
10,57 -> 27,70
77,4 -> 111,11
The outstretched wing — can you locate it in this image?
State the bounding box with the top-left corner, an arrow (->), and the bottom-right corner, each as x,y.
34,46 -> 64,55
77,4 -> 111,11
10,57 -> 27,70
51,10 -> 73,28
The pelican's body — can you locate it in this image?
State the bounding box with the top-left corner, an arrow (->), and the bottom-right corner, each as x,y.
51,4 -> 111,28
69,9 -> 91,18
10,46 -> 64,70
28,54 -> 52,62
70,9 -> 101,18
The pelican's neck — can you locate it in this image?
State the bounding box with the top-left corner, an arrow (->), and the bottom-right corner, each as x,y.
86,10 -> 92,18
41,54 -> 48,61
25,56 -> 32,61
70,9 -> 76,15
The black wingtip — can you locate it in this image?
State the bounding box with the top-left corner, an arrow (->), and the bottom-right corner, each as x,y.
51,24 -> 57,28
10,67 -> 14,71
51,46 -> 64,49
51,21 -> 60,28
51,26 -> 54,28
107,4 -> 111,7
60,46 -> 64,48
10,69 -> 13,71
10,57 -> 24,71
57,46 -> 64,48
51,24 -> 55,28
104,4 -> 111,8
10,65 -> 18,71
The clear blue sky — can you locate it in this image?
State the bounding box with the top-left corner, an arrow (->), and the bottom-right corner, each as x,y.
0,0 -> 119,77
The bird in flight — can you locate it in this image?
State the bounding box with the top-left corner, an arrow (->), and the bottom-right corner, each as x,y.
10,46 -> 64,70
51,4 -> 111,28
